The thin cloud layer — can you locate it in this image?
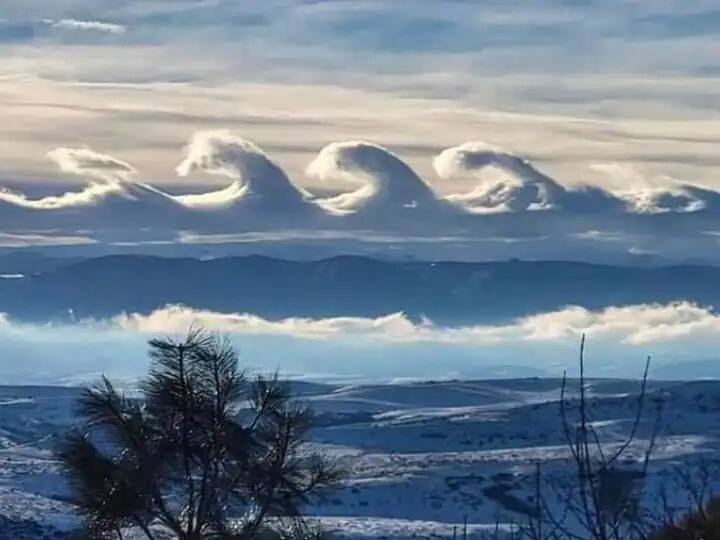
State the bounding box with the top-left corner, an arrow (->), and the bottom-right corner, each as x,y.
0,232 -> 97,247
47,19 -> 127,34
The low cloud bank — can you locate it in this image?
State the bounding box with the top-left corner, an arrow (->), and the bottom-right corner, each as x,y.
111,301 -> 720,346
0,302 -> 716,384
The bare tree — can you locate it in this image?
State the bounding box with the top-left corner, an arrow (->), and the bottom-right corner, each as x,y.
538,335 -> 660,540
57,329 -> 339,539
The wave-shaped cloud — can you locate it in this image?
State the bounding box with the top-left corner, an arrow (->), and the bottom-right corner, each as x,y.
434,142 -> 624,214
2,131 -> 720,261
307,141 -> 446,216
0,182 -> 125,210
622,187 -> 707,214
176,130 -> 313,214
590,163 -> 720,215
434,142 -> 561,213
3,133 -> 717,220
0,147 -> 176,219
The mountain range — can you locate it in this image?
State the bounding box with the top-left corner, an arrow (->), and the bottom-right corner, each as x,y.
1,254 -> 718,324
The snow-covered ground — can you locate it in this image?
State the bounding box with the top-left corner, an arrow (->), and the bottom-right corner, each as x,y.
0,379 -> 718,538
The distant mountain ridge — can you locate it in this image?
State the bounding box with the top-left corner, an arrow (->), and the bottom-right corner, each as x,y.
1,254 -> 718,324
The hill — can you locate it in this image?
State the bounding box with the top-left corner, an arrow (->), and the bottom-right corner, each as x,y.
1,255 -> 718,323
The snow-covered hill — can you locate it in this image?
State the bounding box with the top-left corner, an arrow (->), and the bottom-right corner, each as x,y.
0,379 -> 717,539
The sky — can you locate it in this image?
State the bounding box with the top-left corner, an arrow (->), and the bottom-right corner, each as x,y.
2,2 -> 720,380
1,2 -> 720,261
1,1 -> 718,186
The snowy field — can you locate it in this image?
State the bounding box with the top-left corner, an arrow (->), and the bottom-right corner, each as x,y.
0,378 -> 718,539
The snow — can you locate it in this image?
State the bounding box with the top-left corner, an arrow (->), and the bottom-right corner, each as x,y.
0,378 -> 717,538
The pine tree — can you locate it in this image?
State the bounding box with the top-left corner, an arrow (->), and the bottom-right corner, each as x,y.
57,329 -> 338,539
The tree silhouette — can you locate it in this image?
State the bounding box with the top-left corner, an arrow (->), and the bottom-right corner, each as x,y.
57,329 -> 338,539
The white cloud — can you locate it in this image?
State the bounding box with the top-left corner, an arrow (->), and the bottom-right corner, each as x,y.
622,188 -> 707,214
0,182 -> 124,210
433,142 -> 560,213
0,146 -> 176,212
0,133 -> 719,261
48,147 -> 136,183
109,301 -> 720,347
175,130 -> 313,213
590,163 -> 711,214
433,143 -> 631,215
572,230 -> 632,242
49,19 -> 126,34
306,141 -> 442,215
0,231 -> 96,247
0,301 -> 719,384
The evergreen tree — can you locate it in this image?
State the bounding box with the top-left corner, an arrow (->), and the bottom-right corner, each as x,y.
57,329 -> 338,539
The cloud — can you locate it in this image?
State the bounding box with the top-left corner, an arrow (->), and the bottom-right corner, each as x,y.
621,187 -> 707,214
433,142 -> 561,213
48,147 -> 136,183
0,182 -> 125,210
175,130 -> 315,215
590,163 -> 717,214
48,19 -> 126,34
434,142 -> 624,214
114,306 -> 417,339
511,302 -> 720,345
0,147 -> 139,210
110,301 -> 720,347
0,147 -> 176,216
3,0 -> 720,204
1,133 -> 720,261
0,232 -> 96,247
176,230 -> 478,245
307,141 -> 444,216
1,301 -> 720,384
